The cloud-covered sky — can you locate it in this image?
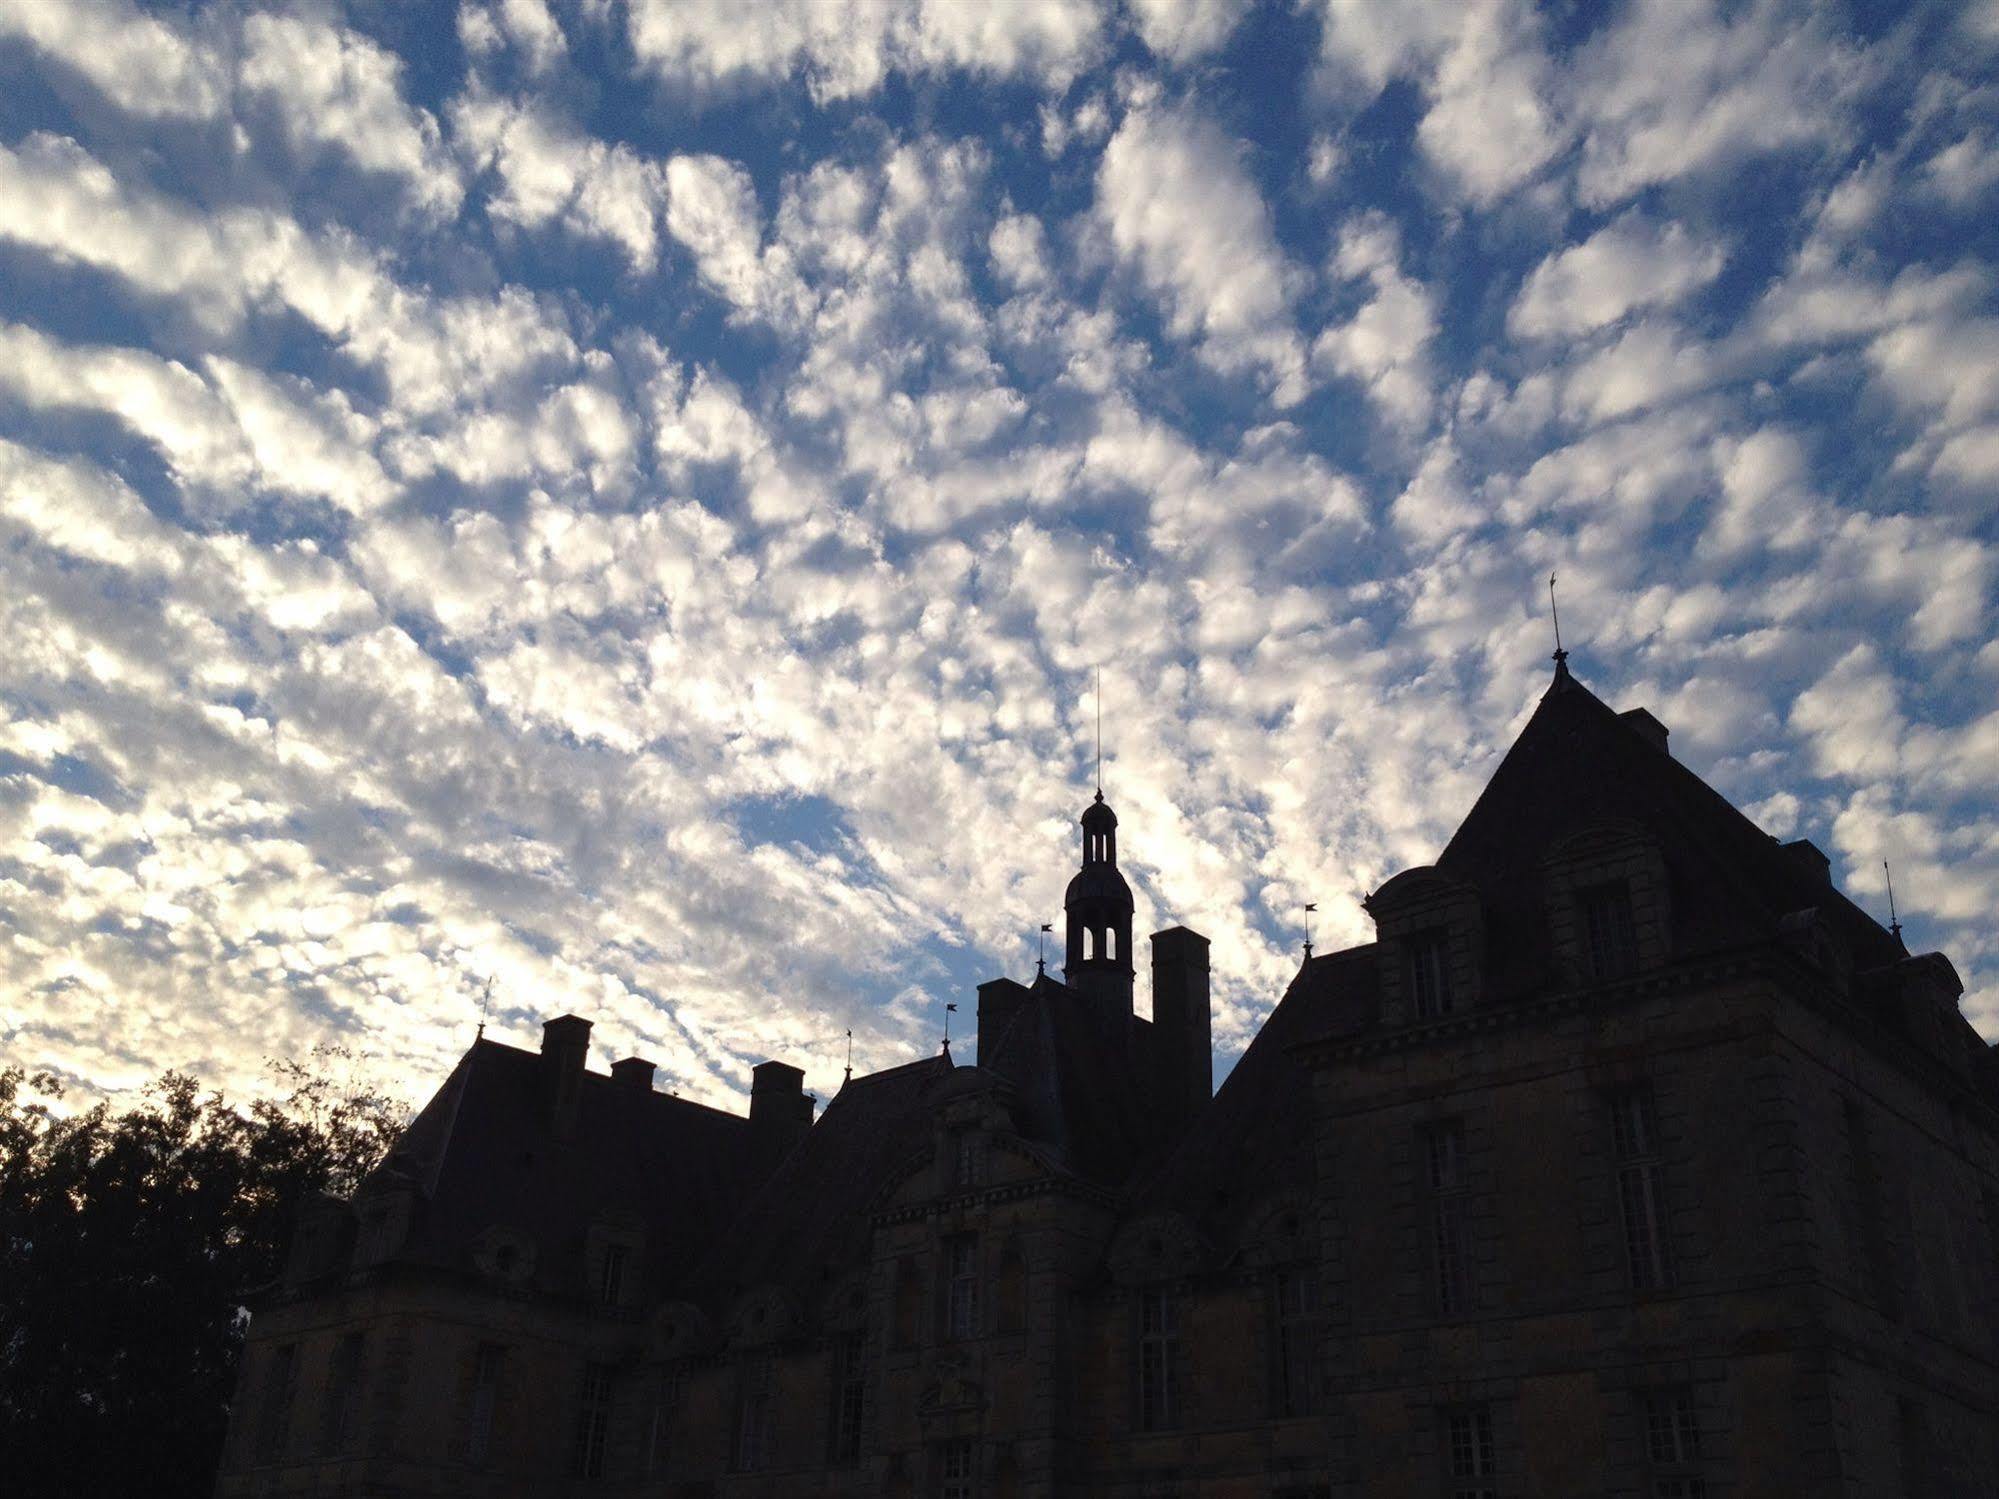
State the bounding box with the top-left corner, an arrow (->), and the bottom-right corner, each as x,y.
3,0 -> 1996,1112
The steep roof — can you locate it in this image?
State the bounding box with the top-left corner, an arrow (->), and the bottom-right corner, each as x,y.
381,1037 -> 754,1295
684,1054 -> 952,1301
1133,944 -> 1376,1244
1436,663 -> 1906,998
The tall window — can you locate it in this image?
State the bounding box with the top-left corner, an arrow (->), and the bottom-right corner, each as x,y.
830,1330 -> 866,1465
319,1331 -> 366,1457
1272,1266 -> 1319,1417
572,1363 -> 613,1479
1611,1085 -> 1671,1291
1444,1404 -> 1497,1499
1408,930 -> 1453,1018
1580,882 -> 1639,979
894,1258 -> 921,1347
254,1342 -> 298,1465
645,1369 -> 678,1478
952,1129 -> 983,1190
1426,1121 -> 1475,1316
1645,1387 -> 1705,1499
945,1234 -> 980,1340
733,1356 -> 771,1472
466,1343 -> 504,1465
598,1241 -> 629,1306
1842,1098 -> 1897,1315
938,1437 -> 976,1499
1137,1288 -> 1181,1431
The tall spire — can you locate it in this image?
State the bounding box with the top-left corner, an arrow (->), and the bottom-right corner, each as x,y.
1549,571 -> 1570,679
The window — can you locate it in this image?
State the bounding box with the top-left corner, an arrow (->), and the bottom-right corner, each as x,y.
894,1258 -> 922,1346
1580,882 -> 1639,980
1645,1388 -> 1705,1499
254,1342 -> 298,1465
1083,928 -> 1095,960
319,1331 -> 366,1457
1272,1267 -> 1319,1417
645,1369 -> 678,1478
599,1241 -> 630,1306
1444,1404 -> 1497,1499
952,1129 -> 983,1190
733,1356 -> 771,1472
1425,1121 -> 1475,1316
830,1330 -> 866,1465
939,1437 -> 976,1499
1611,1086 -> 1671,1291
945,1234 -> 980,1340
1106,928 -> 1117,961
997,1245 -> 1026,1332
1137,1288 -> 1181,1431
1842,1098 -> 1897,1315
572,1363 -> 613,1479
1408,929 -> 1453,1018
466,1343 -> 504,1465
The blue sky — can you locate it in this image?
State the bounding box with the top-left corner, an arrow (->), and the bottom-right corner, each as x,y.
2,0 -> 1996,1110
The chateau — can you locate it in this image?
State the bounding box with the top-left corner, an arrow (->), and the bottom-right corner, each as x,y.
217,659 -> 1999,1497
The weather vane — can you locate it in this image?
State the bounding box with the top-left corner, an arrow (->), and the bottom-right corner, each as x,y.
843,1027 -> 853,1086
1037,922 -> 1052,973
476,976 -> 492,1040
1884,860 -> 1902,943
943,1001 -> 958,1057
1303,902 -> 1317,959
1549,571 -> 1566,664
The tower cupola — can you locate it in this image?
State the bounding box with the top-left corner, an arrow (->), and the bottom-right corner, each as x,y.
1065,791 -> 1135,1012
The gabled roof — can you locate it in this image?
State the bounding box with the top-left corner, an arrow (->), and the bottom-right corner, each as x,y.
684,1054 -> 952,1301
380,1037 -> 753,1295
1133,944 -> 1376,1245
1436,663 -> 1906,998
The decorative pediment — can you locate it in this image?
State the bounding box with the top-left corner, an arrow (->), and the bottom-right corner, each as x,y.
1366,866 -> 1484,1022
1237,1191 -> 1316,1269
1108,1211 -> 1206,1284
729,1285 -> 798,1347
916,1357 -> 987,1422
471,1224 -> 537,1286
650,1300 -> 714,1359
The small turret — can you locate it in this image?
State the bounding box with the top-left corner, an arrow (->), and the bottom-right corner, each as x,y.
1065,791 -> 1134,1013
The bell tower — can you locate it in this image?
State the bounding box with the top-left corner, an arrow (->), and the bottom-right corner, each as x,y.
1064,791 -> 1135,1013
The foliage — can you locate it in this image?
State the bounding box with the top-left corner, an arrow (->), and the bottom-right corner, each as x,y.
0,1052 -> 403,1497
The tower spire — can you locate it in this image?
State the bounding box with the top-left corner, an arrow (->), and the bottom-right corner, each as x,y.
1549,572 -> 1569,675
1095,665 -> 1103,795
1884,859 -> 1904,946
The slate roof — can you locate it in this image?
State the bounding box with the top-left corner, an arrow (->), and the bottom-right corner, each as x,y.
1436,662 -> 1907,1000
379,1037 -> 754,1296
684,1054 -> 952,1302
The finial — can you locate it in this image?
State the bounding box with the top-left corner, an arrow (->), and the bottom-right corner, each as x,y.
1037,922 -> 1052,974
843,1027 -> 852,1086
476,976 -> 492,1041
1303,902 -> 1317,959
943,1001 -> 957,1058
1095,665 -> 1103,795
1884,860 -> 1903,946
1549,571 -> 1569,675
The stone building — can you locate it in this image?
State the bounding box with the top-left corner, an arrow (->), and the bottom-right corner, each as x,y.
216,659 -> 1999,1497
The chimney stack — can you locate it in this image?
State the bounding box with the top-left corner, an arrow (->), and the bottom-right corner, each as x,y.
541,1015 -> 592,1137
1619,707 -> 1670,755
611,1056 -> 656,1092
1150,927 -> 1212,1125
749,1060 -> 813,1169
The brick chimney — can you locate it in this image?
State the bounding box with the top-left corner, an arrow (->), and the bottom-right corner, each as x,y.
611,1056 -> 656,1092
749,1060 -> 812,1170
541,1015 -> 592,1137
1150,926 -> 1212,1125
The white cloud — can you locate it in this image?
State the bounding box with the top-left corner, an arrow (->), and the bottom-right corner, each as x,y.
1095,100 -> 1307,403
239,13 -> 462,218
1925,129 -> 1999,208
1570,0 -> 1868,207
1127,0 -> 1246,62
1509,214 -> 1727,340
1312,212 -> 1437,430
624,0 -> 1108,100
0,0 -> 224,119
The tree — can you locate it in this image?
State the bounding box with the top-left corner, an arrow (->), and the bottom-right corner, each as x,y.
0,1054 -> 402,1498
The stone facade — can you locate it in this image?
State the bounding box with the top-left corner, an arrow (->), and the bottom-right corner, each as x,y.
217,662 -> 1999,1497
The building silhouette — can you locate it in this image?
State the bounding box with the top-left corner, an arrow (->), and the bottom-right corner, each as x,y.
217,660 -> 1999,1496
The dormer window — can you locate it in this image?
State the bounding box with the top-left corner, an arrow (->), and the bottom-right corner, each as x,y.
1408,929 -> 1453,1018
1579,882 -> 1638,980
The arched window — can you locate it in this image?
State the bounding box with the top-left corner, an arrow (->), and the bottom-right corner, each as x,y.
1083,928 -> 1095,961
1106,929 -> 1117,961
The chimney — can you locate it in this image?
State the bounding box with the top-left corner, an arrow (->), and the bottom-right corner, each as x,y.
1780,838 -> 1832,886
540,1015 -> 592,1137
749,1060 -> 813,1169
1619,707 -> 1670,754
1150,927 -> 1212,1125
611,1056 -> 656,1092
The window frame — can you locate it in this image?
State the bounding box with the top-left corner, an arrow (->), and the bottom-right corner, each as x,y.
1610,1084 -> 1672,1292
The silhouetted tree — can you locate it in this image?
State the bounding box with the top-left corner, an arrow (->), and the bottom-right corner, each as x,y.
0,1054 -> 402,1498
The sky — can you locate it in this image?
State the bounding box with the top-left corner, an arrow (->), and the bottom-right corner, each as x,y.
1,0 -> 1997,1114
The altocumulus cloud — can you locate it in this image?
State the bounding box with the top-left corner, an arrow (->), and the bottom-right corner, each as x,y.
0,0 -> 1995,1112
